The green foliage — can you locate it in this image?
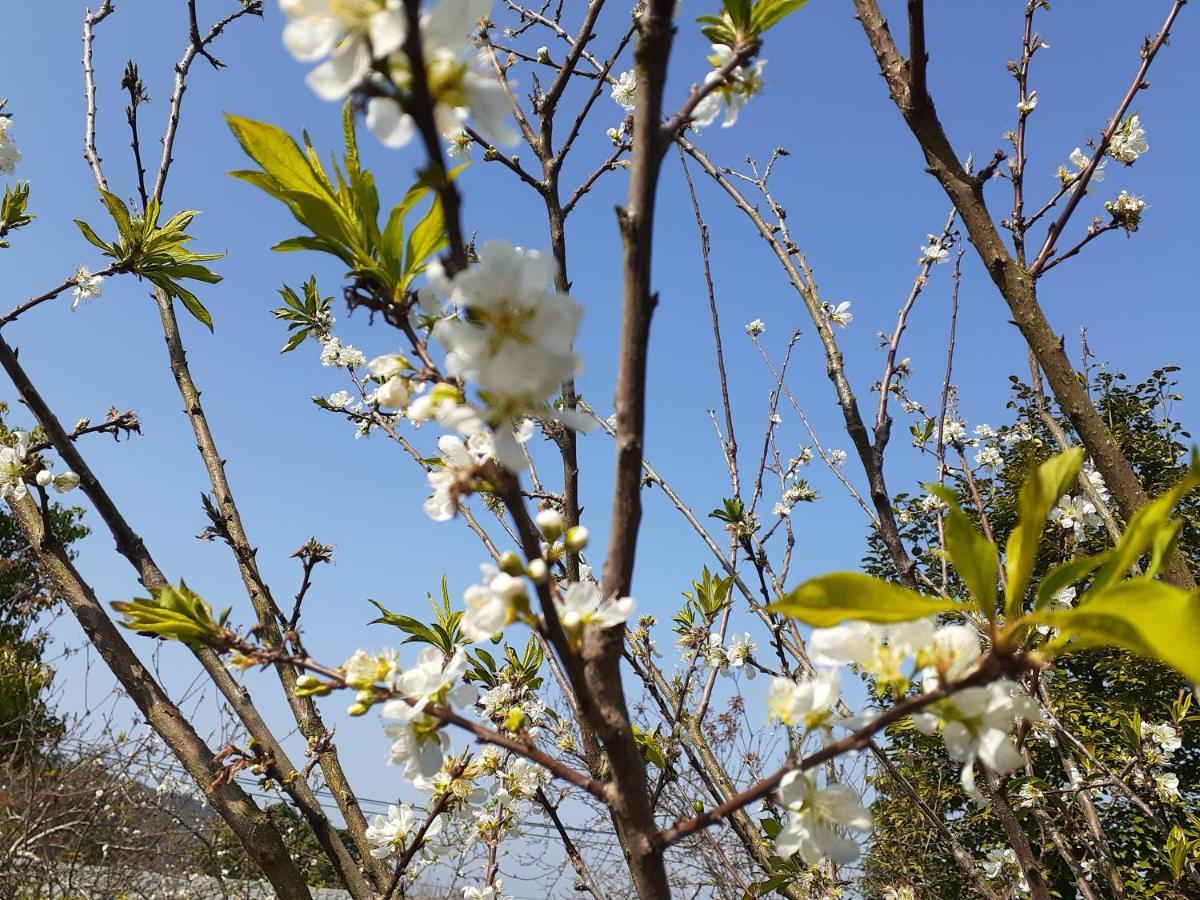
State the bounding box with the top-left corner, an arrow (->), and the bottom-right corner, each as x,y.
466,635 -> 544,692
368,576 -> 465,654
1003,447 -> 1084,618
226,103 -> 451,303
698,0 -> 808,47
75,192 -> 223,329
0,501 -> 87,758
110,582 -> 228,649
272,276 -> 333,353
862,368 -> 1200,898
0,180 -> 33,248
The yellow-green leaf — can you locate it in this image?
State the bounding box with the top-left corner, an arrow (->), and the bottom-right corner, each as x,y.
770,572 -> 962,628
1004,448 -> 1084,618
928,484 -> 998,618
1035,579 -> 1200,685
1088,455 -> 1200,595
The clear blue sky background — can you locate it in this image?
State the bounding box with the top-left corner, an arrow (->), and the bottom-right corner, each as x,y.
3,0 -> 1198,878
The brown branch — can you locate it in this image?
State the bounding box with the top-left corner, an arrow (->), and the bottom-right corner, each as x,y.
1028,0 -> 1186,274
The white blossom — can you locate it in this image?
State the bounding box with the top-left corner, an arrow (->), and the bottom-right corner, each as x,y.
1107,114 -> 1148,164
766,669 -> 839,729
462,878 -> 512,900
824,301 -> 853,328
0,115 -> 21,175
426,241 -> 586,468
555,581 -> 634,643
1050,493 -> 1101,539
610,70 -> 637,111
461,564 -> 526,640
775,772 -> 872,866
691,45 -> 767,130
327,390 -> 353,409
1153,772 -> 1181,802
71,266 -> 105,309
366,0 -> 517,149
0,432 -> 30,502
281,0 -> 407,101
424,432 -> 492,520
724,632 -> 756,675
912,679 -> 1040,799
920,238 -> 950,264
1016,91 -> 1038,114
745,318 -> 765,337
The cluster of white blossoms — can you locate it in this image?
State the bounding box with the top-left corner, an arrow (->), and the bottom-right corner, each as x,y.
380,646 -> 478,779
319,335 -> 367,369
460,562 -> 528,640
1049,492 -> 1101,540
1106,114 -> 1148,165
463,879 -> 513,900
0,432 -> 79,501
775,770 -> 872,866
71,266 -> 105,310
822,300 -> 853,329
280,0 -> 515,149
1105,189 -> 1147,233
424,241 -> 586,470
773,477 -> 817,517
704,631 -> 757,677
981,847 -> 1031,896
0,114 -> 20,175
744,318 -> 766,337
365,802 -> 439,860
974,445 -> 1003,470
810,618 -> 979,694
692,45 -> 768,130
424,431 -> 499,522
1140,719 -> 1183,766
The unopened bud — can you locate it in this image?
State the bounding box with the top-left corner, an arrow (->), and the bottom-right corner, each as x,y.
536,46 -> 550,62
692,800 -> 704,814
535,509 -> 564,540
526,558 -> 548,583
355,689 -> 375,705
564,526 -> 589,552
347,702 -> 369,717
35,469 -> 53,487
296,674 -> 320,690
504,708 -> 527,732
498,551 -> 524,576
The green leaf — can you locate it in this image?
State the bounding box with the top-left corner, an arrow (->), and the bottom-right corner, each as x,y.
225,114 -> 327,199
1003,448 -> 1084,618
74,219 -> 113,253
1088,455 -> 1200,595
1035,579 -> 1200,685
402,198 -> 447,288
928,484 -> 997,617
110,581 -> 221,649
750,0 -> 808,34
1034,554 -> 1104,609
98,190 -> 134,240
770,572 -> 962,627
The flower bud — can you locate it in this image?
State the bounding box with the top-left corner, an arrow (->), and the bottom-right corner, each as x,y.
355,689 -> 375,705
536,46 -> 550,62
504,708 -> 527,732
564,526 -> 589,552
498,551 -> 524,576
35,469 -> 53,487
53,471 -> 80,493
296,674 -> 320,690
375,376 -> 411,410
535,509 -> 564,540
526,558 -> 548,583
347,702 -> 369,717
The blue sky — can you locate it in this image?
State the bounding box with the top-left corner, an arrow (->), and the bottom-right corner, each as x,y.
3,0 -> 1198,864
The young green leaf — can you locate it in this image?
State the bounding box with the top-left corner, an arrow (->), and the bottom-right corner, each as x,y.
1035,579 -> 1200,685
927,484 -> 998,618
1004,448 -> 1084,618
770,572 -> 962,627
